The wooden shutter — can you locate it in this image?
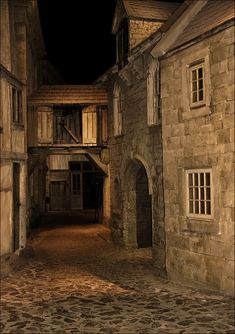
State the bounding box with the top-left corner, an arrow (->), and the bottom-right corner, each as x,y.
82,106 -> 97,145
37,107 -> 53,144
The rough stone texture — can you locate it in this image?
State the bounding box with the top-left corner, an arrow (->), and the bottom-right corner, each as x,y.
129,19 -> 162,49
1,219 -> 234,334
161,26 -> 234,293
107,55 -> 165,274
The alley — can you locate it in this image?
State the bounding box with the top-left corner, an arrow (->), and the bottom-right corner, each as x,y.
1,216 -> 234,334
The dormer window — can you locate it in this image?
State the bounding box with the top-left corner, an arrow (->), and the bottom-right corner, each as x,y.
116,18 -> 129,69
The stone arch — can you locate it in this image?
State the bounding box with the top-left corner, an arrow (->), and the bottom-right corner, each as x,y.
122,157 -> 153,248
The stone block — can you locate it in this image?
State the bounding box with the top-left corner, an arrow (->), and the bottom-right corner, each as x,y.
171,123 -> 185,137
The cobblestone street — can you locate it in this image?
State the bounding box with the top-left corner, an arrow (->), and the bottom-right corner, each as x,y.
1,215 -> 234,334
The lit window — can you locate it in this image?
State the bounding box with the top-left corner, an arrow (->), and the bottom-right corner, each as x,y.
186,169 -> 212,218
113,83 -> 122,136
190,62 -> 205,107
12,87 -> 22,123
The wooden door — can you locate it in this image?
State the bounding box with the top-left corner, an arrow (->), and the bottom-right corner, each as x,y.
70,172 -> 82,209
82,106 -> 97,145
13,163 -> 20,252
50,181 -> 66,211
136,168 -> 152,248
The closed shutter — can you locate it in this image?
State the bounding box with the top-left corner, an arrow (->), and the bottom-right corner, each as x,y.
37,107 -> 53,144
82,106 -> 97,145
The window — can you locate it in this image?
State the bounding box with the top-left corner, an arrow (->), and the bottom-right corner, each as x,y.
113,83 -> 122,136
186,169 -> 212,218
190,62 -> 205,107
12,87 -> 22,123
117,18 -> 129,69
147,61 -> 160,126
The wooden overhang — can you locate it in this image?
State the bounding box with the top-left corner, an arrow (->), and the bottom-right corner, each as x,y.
168,0 -> 235,52
112,0 -> 180,34
28,85 -> 108,106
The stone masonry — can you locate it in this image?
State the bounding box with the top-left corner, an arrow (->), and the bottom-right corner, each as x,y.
160,25 -> 234,293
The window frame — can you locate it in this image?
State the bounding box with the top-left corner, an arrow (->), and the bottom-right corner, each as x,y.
186,168 -> 213,219
11,86 -> 23,124
190,61 -> 205,108
113,83 -> 123,137
147,61 -> 161,126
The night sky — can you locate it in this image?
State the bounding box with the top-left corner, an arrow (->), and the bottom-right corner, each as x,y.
37,0 -> 183,85
37,0 -> 117,84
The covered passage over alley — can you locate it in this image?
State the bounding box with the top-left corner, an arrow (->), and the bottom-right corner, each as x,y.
27,85 -> 110,228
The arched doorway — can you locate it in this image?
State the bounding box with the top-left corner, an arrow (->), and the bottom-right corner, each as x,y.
136,167 -> 152,248
123,158 -> 152,248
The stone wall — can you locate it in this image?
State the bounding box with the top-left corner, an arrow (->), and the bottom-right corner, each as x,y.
161,25 -> 234,293
107,60 -> 166,274
129,19 -> 162,50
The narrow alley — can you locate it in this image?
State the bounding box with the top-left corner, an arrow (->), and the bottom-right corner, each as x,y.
1,215 -> 234,334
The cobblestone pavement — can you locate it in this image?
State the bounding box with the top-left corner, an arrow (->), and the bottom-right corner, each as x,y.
1,215 -> 234,334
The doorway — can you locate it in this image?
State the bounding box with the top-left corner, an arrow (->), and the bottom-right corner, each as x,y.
13,162 -> 20,252
136,167 -> 152,248
50,181 -> 67,210
123,158 -> 152,248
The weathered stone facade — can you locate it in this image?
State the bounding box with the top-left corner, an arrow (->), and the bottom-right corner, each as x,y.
161,24 -> 234,293
103,0 -> 235,294
129,19 -> 162,49
105,60 -> 165,275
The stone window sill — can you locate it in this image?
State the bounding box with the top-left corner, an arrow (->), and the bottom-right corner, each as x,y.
185,217 -> 220,234
182,105 -> 211,121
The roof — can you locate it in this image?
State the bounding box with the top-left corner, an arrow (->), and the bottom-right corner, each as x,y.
124,0 -> 180,20
112,0 -> 180,33
28,85 -> 108,105
168,0 -> 235,51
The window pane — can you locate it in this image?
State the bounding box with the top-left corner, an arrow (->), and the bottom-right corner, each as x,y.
188,174 -> 193,187
200,173 -> 204,186
199,90 -> 204,101
195,201 -> 199,214
189,187 -> 193,200
206,187 -> 211,200
199,79 -> 203,89
192,81 -> 197,91
194,173 -> 198,186
198,67 -> 203,79
200,201 -> 205,214
206,201 -> 211,215
200,187 -> 205,200
206,173 -> 210,186
195,187 -> 199,200
193,92 -> 197,103
189,201 -> 193,213
192,70 -> 197,81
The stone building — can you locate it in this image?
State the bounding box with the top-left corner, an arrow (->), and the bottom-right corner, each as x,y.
156,0 -> 235,292
98,0 -> 234,293
0,0 -> 45,256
